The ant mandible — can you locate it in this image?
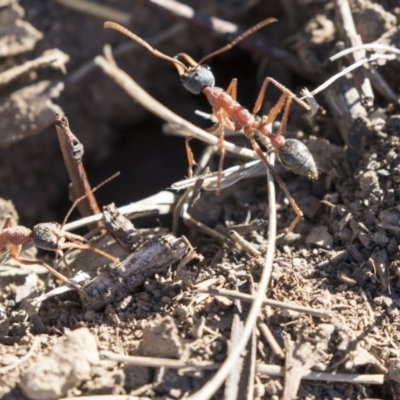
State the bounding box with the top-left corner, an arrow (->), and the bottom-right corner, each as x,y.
104,19 -> 319,232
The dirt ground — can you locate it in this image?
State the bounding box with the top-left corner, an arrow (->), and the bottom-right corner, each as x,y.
1,0 -> 400,399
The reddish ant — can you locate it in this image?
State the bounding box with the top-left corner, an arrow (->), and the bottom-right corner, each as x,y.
0,173 -> 123,294
104,19 -> 319,232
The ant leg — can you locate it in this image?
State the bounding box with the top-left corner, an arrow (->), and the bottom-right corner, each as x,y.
266,77 -> 311,110
226,78 -> 238,101
215,109 -> 227,193
254,77 -> 310,115
54,250 -> 73,273
259,94 -> 292,136
0,217 -> 14,249
13,255 -> 87,295
243,127 -> 303,232
7,232 -> 81,291
185,137 -> 196,179
253,77 -> 271,115
2,216 -> 12,230
261,92 -> 288,126
202,107 -> 234,193
277,96 -> 292,136
61,231 -> 90,245
9,242 -> 22,259
57,241 -> 124,268
252,77 -> 289,129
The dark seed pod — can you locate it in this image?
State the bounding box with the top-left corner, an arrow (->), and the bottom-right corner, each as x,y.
277,138 -> 319,180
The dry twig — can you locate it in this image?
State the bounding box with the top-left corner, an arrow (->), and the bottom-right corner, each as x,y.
228,230 -> 261,257
187,154 -> 277,400
81,234 -> 190,310
55,0 -> 131,24
100,351 -> 219,369
257,363 -> 384,385
171,160 -> 265,192
0,337 -> 40,374
0,49 -> 69,86
199,287 -> 334,319
179,175 -> 229,243
334,0 -> 374,107
305,53 -> 395,98
224,279 -> 257,399
64,190 -> 179,231
331,44 -> 400,60
172,144 -> 215,235
330,44 -> 400,103
258,322 -> 285,360
54,114 -> 101,229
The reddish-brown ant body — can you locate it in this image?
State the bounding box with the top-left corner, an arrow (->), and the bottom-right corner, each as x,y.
104,19 -> 319,231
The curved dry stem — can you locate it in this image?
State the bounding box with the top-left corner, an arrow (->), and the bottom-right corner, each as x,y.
0,337 -> 40,374
187,153 -> 277,400
257,364 -> 384,384
100,351 -> 219,370
304,53 -> 396,98
71,242 -> 123,268
63,191 -> 179,231
330,43 -> 400,61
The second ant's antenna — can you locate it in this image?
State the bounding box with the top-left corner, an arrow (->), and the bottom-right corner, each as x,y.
62,171 -> 120,227
198,17 -> 278,65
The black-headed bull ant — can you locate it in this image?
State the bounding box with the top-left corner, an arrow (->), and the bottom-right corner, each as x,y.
104,19 -> 319,232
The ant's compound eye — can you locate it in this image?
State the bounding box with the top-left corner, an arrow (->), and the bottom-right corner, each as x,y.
180,66 -> 215,94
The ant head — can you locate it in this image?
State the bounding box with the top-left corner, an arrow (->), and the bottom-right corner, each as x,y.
173,53 -> 215,94
180,65 -> 215,94
172,56 -> 214,94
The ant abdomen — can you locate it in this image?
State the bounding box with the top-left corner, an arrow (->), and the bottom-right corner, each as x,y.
277,138 -> 319,180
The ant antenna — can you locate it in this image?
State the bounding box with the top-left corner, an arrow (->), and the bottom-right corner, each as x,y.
62,171 -> 120,227
104,21 -> 189,75
60,171 -> 125,268
198,18 -> 277,65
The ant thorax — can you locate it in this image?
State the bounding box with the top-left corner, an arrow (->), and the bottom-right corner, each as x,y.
180,65 -> 215,94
